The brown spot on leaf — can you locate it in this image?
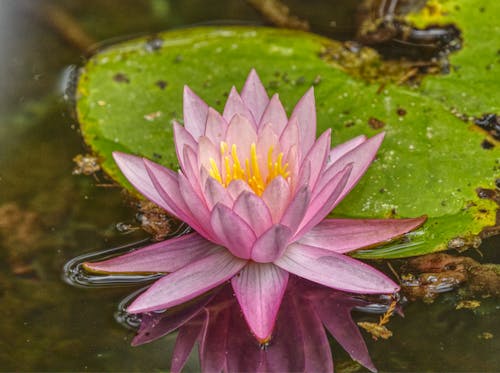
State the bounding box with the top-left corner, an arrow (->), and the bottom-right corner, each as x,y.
113,73 -> 130,83
368,117 -> 385,129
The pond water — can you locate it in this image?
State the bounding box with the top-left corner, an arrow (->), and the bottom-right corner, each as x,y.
0,0 -> 498,371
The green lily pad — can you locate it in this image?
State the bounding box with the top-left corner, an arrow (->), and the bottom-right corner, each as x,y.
76,26 -> 498,259
406,0 -> 500,117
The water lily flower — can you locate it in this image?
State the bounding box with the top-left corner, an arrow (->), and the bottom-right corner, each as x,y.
131,278 -> 387,373
85,69 -> 425,344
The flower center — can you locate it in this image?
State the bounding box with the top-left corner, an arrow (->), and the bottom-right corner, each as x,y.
208,142 -> 289,195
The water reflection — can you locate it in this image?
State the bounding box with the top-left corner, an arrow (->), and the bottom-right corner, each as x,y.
66,255 -> 396,372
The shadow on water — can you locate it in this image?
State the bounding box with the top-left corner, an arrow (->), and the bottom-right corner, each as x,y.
0,0 -> 498,371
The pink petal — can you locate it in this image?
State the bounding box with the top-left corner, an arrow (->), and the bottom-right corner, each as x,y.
225,114 -> 258,161
173,121 -> 198,172
177,173 -> 215,239
279,117 -> 300,157
274,243 -> 400,294
251,224 -> 292,263
233,191 -> 273,236
280,185 -> 310,233
259,93 -> 288,135
299,216 -> 427,253
197,136 -> 220,174
301,128 -> 331,190
328,134 -> 367,166
181,145 -> 203,196
261,176 -> 291,223
204,107 -> 228,145
132,290 -> 215,346
316,132 -> 384,203
289,87 -> 316,157
231,263 -> 288,342
144,160 -> 212,239
311,292 -> 376,372
171,312 -> 206,373
210,204 -> 256,259
200,302 -> 231,373
127,247 -> 246,313
223,86 -> 255,125
241,69 -> 269,124
227,179 -> 253,200
112,152 -> 168,210
84,233 -> 217,274
204,176 -> 233,209
183,85 -> 209,139
294,164 -> 352,239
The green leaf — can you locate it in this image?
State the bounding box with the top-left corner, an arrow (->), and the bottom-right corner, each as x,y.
406,0 -> 500,116
76,26 -> 498,259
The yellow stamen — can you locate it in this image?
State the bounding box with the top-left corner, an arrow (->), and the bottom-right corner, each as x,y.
208,141 -> 290,195
208,158 -> 222,184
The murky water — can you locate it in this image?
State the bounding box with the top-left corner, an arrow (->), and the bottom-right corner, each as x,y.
0,0 -> 498,371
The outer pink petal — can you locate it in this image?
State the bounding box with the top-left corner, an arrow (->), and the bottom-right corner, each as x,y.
210,203 -> 256,259
142,158 -> 192,217
233,191 -> 273,236
183,85 -> 209,139
280,185 -> 310,233
259,93 -> 288,135
112,152 -> 168,210
316,132 -> 384,202
204,107 -> 228,145
328,134 -> 367,166
261,176 -> 291,223
181,145 -> 203,196
173,121 -> 198,172
299,216 -> 427,253
289,87 -> 316,157
241,69 -> 269,124
301,128 -> 331,190
231,262 -> 288,342
177,173 -> 214,238
171,312 -> 206,373
84,233 -> 216,274
274,243 -> 400,294
251,224 -> 292,263
295,164 -> 352,239
144,160 -> 213,239
223,86 -> 255,125
127,247 -> 246,313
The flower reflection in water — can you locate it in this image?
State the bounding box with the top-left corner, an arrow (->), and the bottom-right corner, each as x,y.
126,276 -> 391,372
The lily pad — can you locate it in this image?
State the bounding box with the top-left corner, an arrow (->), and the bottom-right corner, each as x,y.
76,26 -> 498,259
406,0 -> 500,117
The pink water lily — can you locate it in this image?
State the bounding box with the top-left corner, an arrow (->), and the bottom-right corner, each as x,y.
85,69 -> 425,343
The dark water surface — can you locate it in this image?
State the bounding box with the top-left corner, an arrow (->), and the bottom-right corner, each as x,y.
0,0 -> 498,371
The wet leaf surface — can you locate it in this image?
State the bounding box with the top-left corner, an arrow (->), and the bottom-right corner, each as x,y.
77,25 -> 498,259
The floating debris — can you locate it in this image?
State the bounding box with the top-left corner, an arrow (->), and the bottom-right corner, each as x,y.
455,300 -> 481,310
72,154 -> 100,176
